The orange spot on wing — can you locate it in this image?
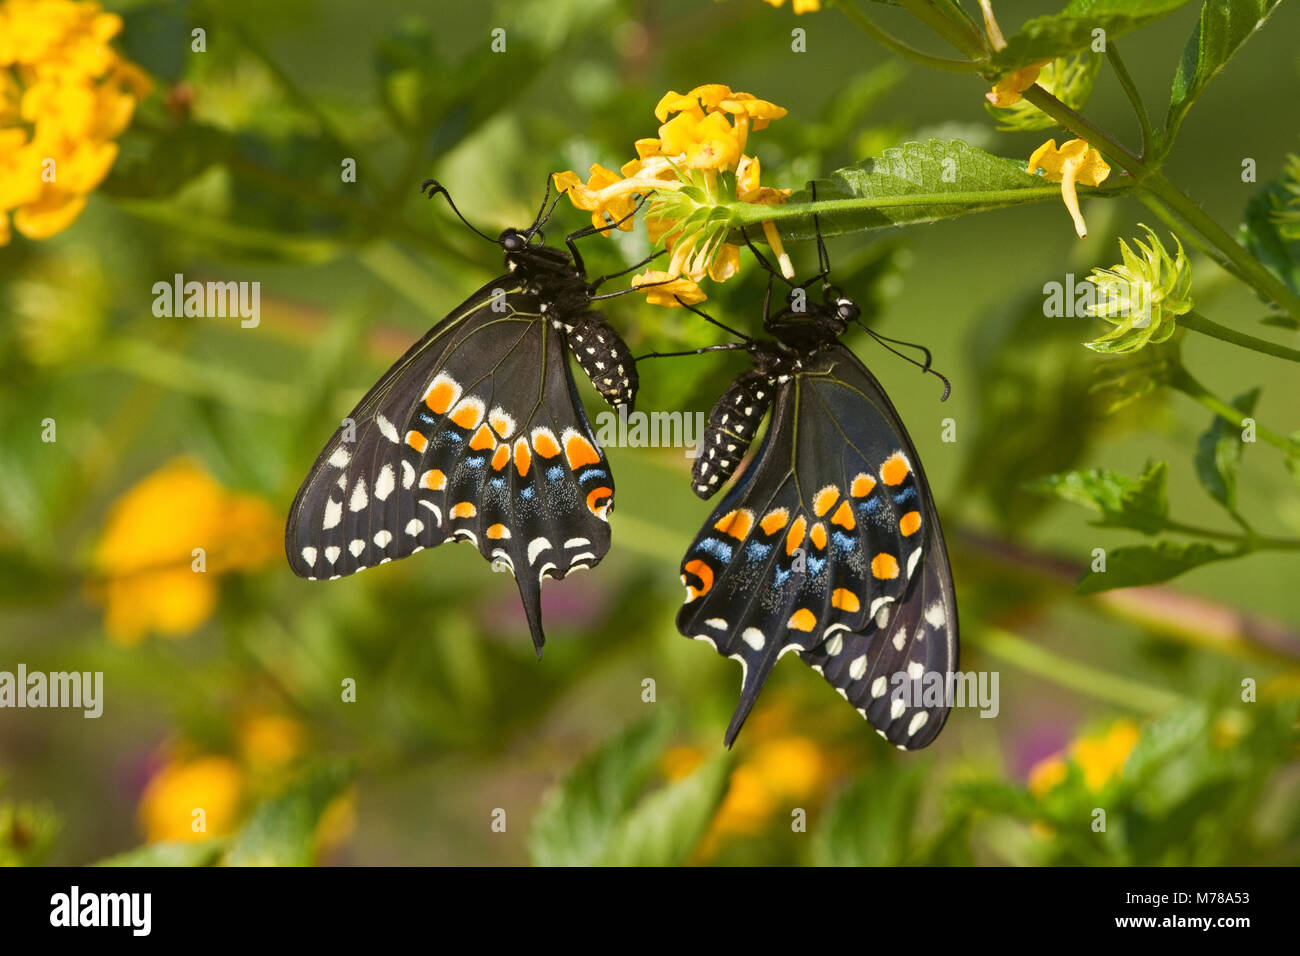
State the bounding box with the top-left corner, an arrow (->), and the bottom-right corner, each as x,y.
450,501 -> 477,519
491,445 -> 511,471
565,432 -> 601,469
450,400 -> 483,430
489,412 -> 514,438
900,511 -> 922,536
469,425 -> 496,450
871,553 -> 900,579
406,430 -> 428,454
831,500 -> 855,531
514,438 -> 531,477
533,429 -> 561,458
421,469 -> 446,491
759,508 -> 789,535
713,508 -> 754,540
813,485 -> 840,517
831,588 -> 860,612
881,453 -> 910,486
785,515 -> 807,556
425,379 -> 458,415
486,523 -> 509,539
683,559 -> 713,601
809,523 -> 828,550
586,486 -> 613,517
787,608 -> 817,632
851,473 -> 877,497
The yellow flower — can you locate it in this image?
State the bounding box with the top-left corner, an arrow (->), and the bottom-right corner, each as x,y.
138,755 -> 244,843
1070,719 -> 1140,793
631,270 -> 707,307
1027,138 -> 1111,238
0,0 -> 151,245
1027,755 -> 1068,797
315,789 -> 358,856
703,735 -> 828,854
239,714 -> 306,772
985,63 -> 1046,107
90,458 -> 280,645
659,108 -> 741,171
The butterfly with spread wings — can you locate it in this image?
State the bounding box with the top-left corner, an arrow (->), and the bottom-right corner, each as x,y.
664,261 -> 959,749
285,180 -> 646,656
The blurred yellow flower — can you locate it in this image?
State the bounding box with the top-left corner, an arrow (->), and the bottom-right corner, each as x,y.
138,755 -> 244,843
315,789 -> 358,856
630,270 -> 707,308
1027,755 -> 1068,797
1070,719 -> 1139,792
761,0 -> 822,13
239,714 -> 306,772
1028,138 -> 1111,238
553,83 -> 790,304
705,734 -> 828,854
0,0 -> 151,244
90,459 -> 280,645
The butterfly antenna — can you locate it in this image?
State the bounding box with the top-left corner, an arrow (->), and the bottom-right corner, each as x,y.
527,174 -> 557,235
420,179 -> 497,243
855,318 -> 952,401
676,297 -> 754,342
810,180 -> 832,288
634,342 -> 749,362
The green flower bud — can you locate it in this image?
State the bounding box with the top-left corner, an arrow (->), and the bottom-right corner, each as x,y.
985,54 -> 1100,133
1084,225 -> 1192,354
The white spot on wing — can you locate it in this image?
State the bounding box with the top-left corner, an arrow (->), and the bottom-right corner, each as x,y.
348,539 -> 365,557
324,546 -> 340,565
373,530 -> 392,548
528,537 -> 552,565
405,518 -> 424,537
301,547 -> 317,568
323,498 -> 343,530
375,414 -> 400,444
349,477 -> 368,512
908,712 -> 929,736
848,655 -> 867,680
328,448 -> 350,468
924,602 -> 947,628
742,627 -> 765,650
871,676 -> 888,699
374,464 -> 395,501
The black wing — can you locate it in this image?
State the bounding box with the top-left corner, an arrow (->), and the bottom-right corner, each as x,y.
676,344 -> 958,747
286,278 -> 617,656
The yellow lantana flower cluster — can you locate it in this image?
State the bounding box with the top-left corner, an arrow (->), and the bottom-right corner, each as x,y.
0,0 -> 151,245
553,83 -> 790,306
1028,718 -> 1141,798
90,458 -> 280,645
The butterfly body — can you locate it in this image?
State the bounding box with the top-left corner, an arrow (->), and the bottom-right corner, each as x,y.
286,215 -> 635,656
677,294 -> 959,748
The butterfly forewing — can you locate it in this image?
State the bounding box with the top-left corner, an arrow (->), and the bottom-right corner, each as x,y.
286,280 -> 616,654
677,345 -> 958,747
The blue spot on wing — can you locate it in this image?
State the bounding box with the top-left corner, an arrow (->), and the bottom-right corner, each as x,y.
832,530 -> 856,551
746,541 -> 772,563
696,537 -> 734,563
893,484 -> 918,505
808,555 -> 826,577
489,477 -> 506,490
520,486 -> 536,500
578,467 -> 608,483
546,465 -> 565,482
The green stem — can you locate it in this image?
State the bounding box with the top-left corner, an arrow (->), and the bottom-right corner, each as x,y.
835,0 -> 981,72
1161,519 -> 1300,552
1136,193 -> 1255,288
1169,365 -> 1300,457
899,0 -> 986,58
1181,310 -> 1300,364
726,188 -> 1066,228
1105,43 -> 1152,158
980,628 -> 1186,714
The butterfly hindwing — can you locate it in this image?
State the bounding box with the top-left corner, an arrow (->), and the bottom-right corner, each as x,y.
677,344 -> 957,746
286,279 -> 616,654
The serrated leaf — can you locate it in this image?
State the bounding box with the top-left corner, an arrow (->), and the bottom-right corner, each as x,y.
773,139 -> 1062,241
596,752 -> 732,867
95,840 -> 225,868
221,760 -> 354,867
810,766 -> 922,866
991,0 -> 1192,72
1165,0 -> 1282,146
1194,387 -> 1259,511
1076,539 -> 1236,593
528,713 -> 675,867
1027,461 -> 1168,533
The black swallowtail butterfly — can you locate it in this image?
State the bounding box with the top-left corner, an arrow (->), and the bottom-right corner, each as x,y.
285,180 -> 644,656
666,238 -> 959,749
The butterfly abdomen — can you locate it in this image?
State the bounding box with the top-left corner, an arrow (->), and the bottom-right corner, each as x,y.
692,368 -> 775,499
565,311 -> 638,411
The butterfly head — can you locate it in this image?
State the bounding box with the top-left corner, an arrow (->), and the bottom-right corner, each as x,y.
498,227 -> 530,254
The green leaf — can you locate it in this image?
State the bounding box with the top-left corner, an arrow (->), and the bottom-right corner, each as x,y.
1076,539 -> 1237,593
1026,461 -> 1169,534
528,713 -> 675,866
95,840 -> 225,868
221,760 -> 354,866
1194,387 -> 1259,511
596,752 -> 732,867
991,0 -> 1193,72
810,766 -> 923,866
771,139 -> 1066,241
1240,166 -> 1300,296
1164,0 -> 1282,147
